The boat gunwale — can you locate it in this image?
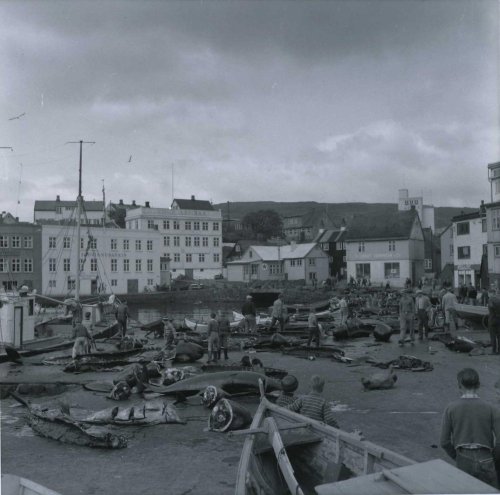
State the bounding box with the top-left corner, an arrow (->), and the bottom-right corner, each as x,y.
234,396 -> 416,494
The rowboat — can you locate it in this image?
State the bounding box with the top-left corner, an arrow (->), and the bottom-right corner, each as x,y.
454,303 -> 488,327
2,474 -> 62,495
183,317 -> 242,333
233,382 -> 496,494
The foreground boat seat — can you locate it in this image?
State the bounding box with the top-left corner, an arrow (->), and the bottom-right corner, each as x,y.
314,459 -> 499,495
254,429 -> 323,455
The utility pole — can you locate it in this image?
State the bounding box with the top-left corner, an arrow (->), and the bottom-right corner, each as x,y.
66,140 -> 95,302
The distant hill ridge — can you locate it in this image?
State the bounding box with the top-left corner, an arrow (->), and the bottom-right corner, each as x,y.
213,201 -> 477,230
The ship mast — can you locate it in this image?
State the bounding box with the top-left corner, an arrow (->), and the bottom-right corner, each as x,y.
67,140 -> 95,303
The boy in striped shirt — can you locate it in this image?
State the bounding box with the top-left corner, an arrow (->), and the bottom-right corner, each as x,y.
287,375 -> 338,428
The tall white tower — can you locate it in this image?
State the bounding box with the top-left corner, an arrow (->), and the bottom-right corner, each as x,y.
398,188 -> 435,231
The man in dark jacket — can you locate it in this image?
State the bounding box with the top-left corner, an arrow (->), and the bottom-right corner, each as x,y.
488,289 -> 500,354
241,295 -> 257,333
115,301 -> 129,337
440,368 -> 500,486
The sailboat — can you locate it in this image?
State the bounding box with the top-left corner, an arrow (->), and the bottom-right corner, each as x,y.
0,141 -> 118,363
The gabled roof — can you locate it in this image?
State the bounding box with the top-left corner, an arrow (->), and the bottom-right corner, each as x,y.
314,229 -> 347,243
451,211 -> 482,222
346,209 -> 419,241
172,198 -> 213,211
249,243 -> 317,261
34,199 -> 104,211
284,207 -> 336,229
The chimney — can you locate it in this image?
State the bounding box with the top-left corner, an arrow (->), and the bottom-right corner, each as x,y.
56,195 -> 60,202
290,241 -> 297,251
119,199 -> 124,205
191,195 -> 195,201
132,200 -> 136,206
145,201 -> 150,208
340,217 -> 347,231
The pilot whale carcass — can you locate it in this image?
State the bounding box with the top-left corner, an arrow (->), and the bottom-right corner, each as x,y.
146,371 -> 284,400
208,398 -> 252,432
10,392 -> 127,449
79,400 -> 186,425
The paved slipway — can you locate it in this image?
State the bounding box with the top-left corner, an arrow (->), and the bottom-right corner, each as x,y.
1,326 -> 499,495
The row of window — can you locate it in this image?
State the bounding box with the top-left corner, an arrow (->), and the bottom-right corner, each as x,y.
162,236 -> 220,248
49,237 -> 155,251
0,235 -> 33,249
0,258 -> 33,272
48,277 -> 156,290
144,220 -> 219,231
170,253 -> 220,263
358,241 -> 396,253
48,258 -> 156,273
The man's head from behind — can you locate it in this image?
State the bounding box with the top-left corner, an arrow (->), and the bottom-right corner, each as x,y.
457,368 -> 480,391
310,375 -> 325,393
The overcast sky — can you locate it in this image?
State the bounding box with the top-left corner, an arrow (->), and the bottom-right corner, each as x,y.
1,0 -> 498,222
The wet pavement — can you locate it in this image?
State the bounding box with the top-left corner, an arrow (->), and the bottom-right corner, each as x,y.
1,324 -> 499,495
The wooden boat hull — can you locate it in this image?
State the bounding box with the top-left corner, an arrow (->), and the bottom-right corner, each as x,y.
454,303 -> 488,325
2,474 -> 62,495
235,394 -> 415,495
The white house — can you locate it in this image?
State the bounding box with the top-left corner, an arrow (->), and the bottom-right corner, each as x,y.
226,243 -> 329,285
34,196 -> 104,225
125,196 -> 223,280
345,209 -> 425,288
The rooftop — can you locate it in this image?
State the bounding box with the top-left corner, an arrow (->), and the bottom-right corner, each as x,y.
346,209 -> 419,241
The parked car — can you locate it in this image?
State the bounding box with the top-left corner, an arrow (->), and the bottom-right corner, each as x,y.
189,283 -> 205,290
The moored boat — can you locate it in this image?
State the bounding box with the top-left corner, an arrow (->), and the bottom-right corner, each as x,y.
2,474 -> 63,495
233,382 -> 497,495
183,317 -> 242,334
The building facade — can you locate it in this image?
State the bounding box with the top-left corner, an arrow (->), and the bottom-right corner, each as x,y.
345,209 -> 425,288
398,189 -> 435,231
451,210 -> 486,288
124,196 -> 223,279
34,196 -> 104,225
226,243 -> 329,285
39,222 -> 161,297
314,227 -> 347,279
0,213 -> 42,292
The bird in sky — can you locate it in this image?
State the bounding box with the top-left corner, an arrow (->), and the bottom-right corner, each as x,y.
8,112 -> 26,121
128,155 -> 132,163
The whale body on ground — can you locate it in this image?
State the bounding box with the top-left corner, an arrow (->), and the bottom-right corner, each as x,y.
361,368 -> 397,390
174,341 -> 204,362
208,398 -> 252,432
78,400 -> 186,425
146,371 -> 283,399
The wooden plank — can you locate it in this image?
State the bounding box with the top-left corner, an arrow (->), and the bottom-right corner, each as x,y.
315,459 -> 499,495
266,417 -> 305,495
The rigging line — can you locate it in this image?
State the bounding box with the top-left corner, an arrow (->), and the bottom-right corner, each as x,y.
15,163 -> 22,217
7,143 -> 68,158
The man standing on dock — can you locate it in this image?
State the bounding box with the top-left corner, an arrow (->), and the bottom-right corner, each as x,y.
241,295 -> 257,333
207,312 -> 219,363
115,301 -> 129,338
398,289 -> 415,346
72,319 -> 93,359
442,287 -> 458,334
440,368 -> 500,487
487,289 -> 500,354
269,293 -> 285,334
415,289 -> 431,340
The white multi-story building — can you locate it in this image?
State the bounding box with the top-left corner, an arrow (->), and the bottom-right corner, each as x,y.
451,210 -> 486,288
39,222 -> 161,296
125,196 -> 223,279
34,196 -> 104,225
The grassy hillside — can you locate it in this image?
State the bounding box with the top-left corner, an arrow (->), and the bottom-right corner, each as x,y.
214,201 -> 477,230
